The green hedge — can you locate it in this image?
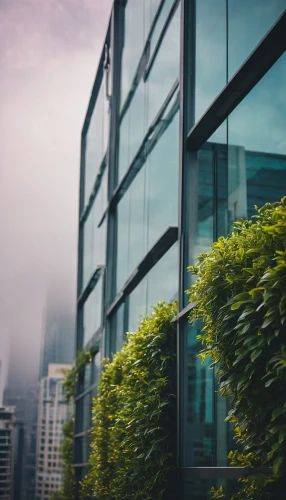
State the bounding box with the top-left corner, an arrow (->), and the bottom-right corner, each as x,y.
80,301 -> 177,500
187,198 -> 286,499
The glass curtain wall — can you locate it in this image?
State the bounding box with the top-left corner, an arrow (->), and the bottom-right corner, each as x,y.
181,2 -> 286,498
111,0 -> 181,351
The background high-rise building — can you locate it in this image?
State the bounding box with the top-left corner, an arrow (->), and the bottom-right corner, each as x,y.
35,363 -> 71,500
0,406 -> 16,500
39,286 -> 75,379
74,1 -> 286,498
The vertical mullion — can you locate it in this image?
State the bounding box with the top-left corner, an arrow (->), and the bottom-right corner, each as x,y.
177,0 -> 196,497
104,0 -> 125,357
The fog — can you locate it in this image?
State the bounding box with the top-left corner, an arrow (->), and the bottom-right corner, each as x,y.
0,0 -> 113,384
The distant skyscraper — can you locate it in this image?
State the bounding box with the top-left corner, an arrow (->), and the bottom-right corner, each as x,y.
0,406 -> 16,499
39,286 -> 75,379
35,364 -> 71,500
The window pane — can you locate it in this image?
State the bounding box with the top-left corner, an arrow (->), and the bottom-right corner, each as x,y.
83,276 -> 103,346
195,0 -> 226,123
92,351 -> 101,386
110,303 -> 125,353
116,108 -> 179,295
145,0 -> 162,37
146,110 -> 179,250
85,77 -> 109,206
147,3 -> 180,125
82,174 -> 107,291
121,0 -> 145,107
118,79 -> 145,183
228,0 -> 285,79
183,321 -> 215,467
83,363 -> 92,392
149,0 -> 174,57
128,242 -> 178,332
228,52 -> 286,223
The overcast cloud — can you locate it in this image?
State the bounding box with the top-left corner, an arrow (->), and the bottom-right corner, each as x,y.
0,0 -> 113,383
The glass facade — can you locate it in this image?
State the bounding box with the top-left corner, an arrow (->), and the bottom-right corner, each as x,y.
75,1 -> 286,497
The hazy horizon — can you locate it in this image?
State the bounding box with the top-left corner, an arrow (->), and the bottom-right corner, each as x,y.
0,0 -> 113,389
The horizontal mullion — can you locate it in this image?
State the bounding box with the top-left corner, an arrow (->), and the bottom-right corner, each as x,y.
171,301 -> 197,322
108,84 -> 180,214
77,266 -> 104,308
107,226 -> 178,317
80,154 -> 107,226
75,382 -> 98,402
180,466 -> 271,479
186,10 -> 286,152
144,0 -> 180,81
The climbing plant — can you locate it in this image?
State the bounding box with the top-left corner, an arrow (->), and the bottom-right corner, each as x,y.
187,198 -> 286,499
80,301 -> 177,500
63,347 -> 96,403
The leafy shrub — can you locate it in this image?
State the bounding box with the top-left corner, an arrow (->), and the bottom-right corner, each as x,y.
80,302 -> 177,500
187,198 -> 286,499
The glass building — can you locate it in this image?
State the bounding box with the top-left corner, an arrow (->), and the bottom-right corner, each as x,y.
75,2 -> 286,498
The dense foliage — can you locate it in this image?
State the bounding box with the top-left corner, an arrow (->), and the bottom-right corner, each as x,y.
80,302 -> 177,500
187,198 -> 286,499
63,348 -> 96,402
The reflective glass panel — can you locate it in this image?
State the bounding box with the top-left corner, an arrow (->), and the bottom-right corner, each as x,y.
121,0 -> 145,107
85,77 -> 109,206
118,79 -> 146,183
147,2 -> 180,126
228,52 -> 286,224
83,393 -> 92,432
91,351 -> 101,387
183,321 -> 215,467
83,275 -> 103,346
83,363 -> 92,392
110,303 -> 125,353
228,0 -> 286,79
146,110 -> 179,250
145,0 -> 162,37
128,242 -> 178,332
149,0 -> 174,57
82,173 -> 107,290
116,107 -> 179,295
195,0 -> 226,122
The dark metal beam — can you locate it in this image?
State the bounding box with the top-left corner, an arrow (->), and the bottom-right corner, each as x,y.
186,9 -> 286,152
106,226 -> 178,317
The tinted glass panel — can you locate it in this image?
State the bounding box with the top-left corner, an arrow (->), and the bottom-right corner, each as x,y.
149,0 -> 174,56
228,0 -> 285,79
146,110 -> 179,250
82,174 -> 107,290
121,0 -> 145,107
110,303 -> 125,353
128,242 -> 178,332
83,276 -> 103,346
118,79 -> 145,183
147,3 -> 180,125
183,321 -> 215,467
228,52 -> 286,223
116,108 -> 179,294
195,0 -> 226,122
85,77 -> 109,206
145,0 -> 162,36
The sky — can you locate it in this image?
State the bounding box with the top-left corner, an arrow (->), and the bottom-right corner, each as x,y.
0,0 -> 113,387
